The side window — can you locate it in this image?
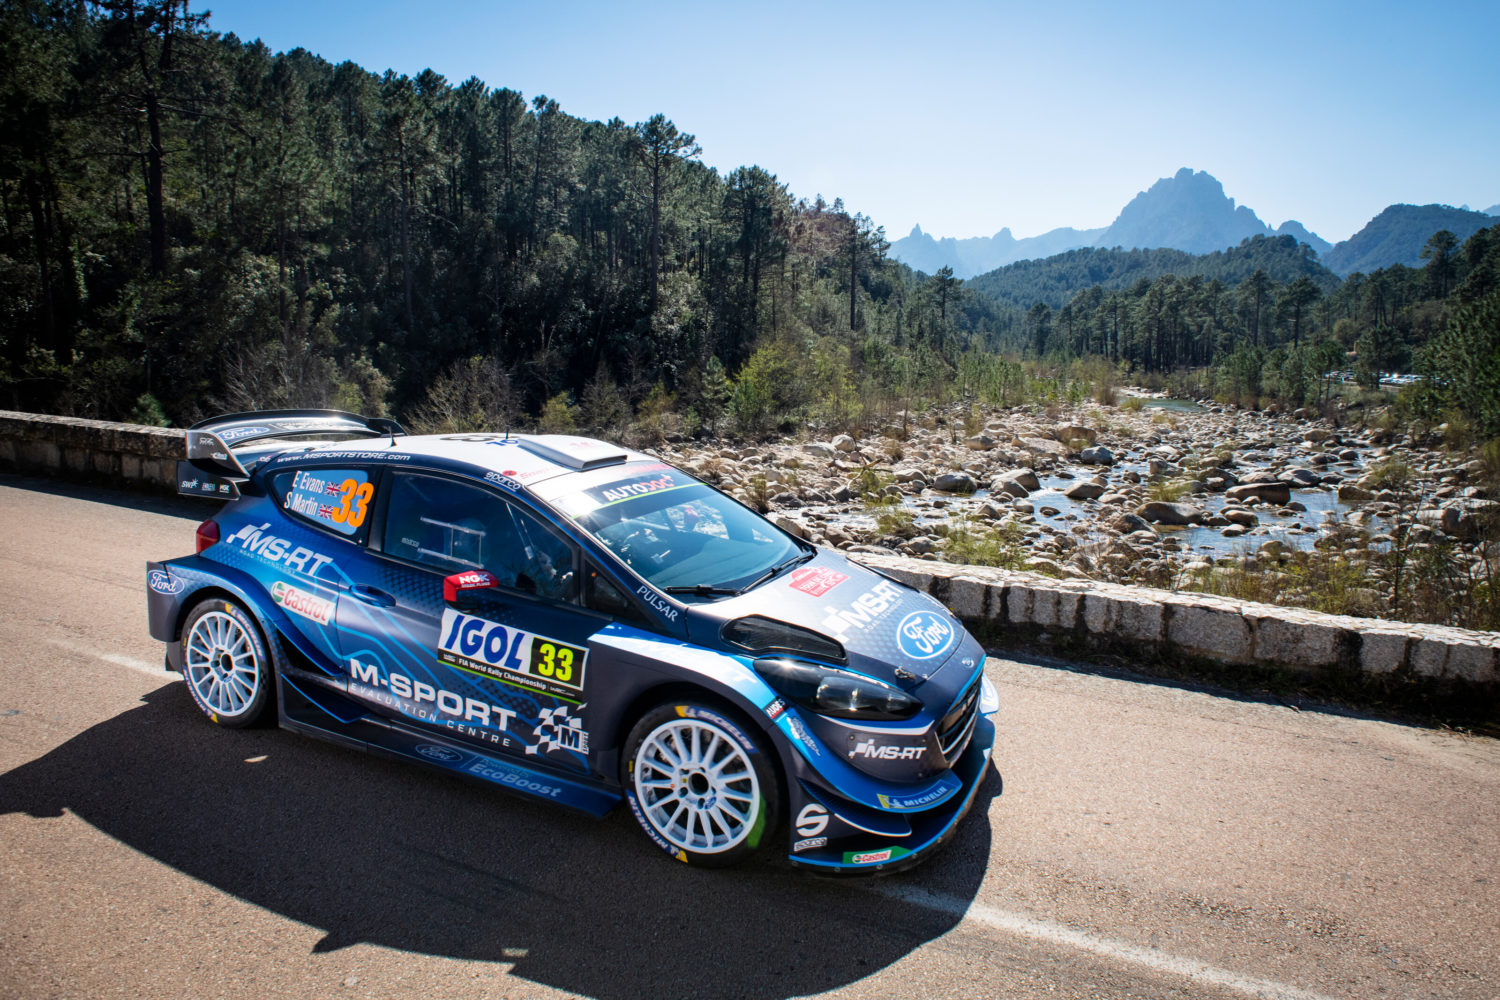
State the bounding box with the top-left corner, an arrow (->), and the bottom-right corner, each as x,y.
585,563 -> 651,627
382,473 -> 577,602
272,467 -> 376,541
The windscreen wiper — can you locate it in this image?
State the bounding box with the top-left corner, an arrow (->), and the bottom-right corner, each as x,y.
664,584 -> 741,596
733,549 -> 814,596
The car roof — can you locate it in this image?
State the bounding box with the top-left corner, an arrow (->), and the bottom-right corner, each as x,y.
285,432 -> 659,493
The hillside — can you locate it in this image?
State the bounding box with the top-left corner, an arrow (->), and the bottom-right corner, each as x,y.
1323,204 -> 1500,275
964,234 -> 1340,311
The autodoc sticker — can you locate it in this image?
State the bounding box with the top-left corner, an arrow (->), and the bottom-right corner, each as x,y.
438,609 -> 588,701
788,566 -> 848,597
895,610 -> 956,661
283,468 -> 373,536
557,463 -> 694,518
270,580 -> 333,625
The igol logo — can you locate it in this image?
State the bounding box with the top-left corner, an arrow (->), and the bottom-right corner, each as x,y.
415,744 -> 464,763
895,611 -> 955,661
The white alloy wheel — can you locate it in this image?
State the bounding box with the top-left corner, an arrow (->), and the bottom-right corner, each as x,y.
182,602 -> 270,725
633,716 -> 762,855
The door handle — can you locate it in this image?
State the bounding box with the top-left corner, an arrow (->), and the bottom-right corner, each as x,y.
351,584 -> 396,607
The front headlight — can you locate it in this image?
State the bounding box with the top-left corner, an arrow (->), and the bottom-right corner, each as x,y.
754,656 -> 921,721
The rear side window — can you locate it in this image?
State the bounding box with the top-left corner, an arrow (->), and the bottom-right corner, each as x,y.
382,473 -> 578,603
271,467 -> 377,541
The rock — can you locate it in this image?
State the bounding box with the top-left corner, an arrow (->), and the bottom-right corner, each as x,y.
1064,481 -> 1106,500
965,434 -> 996,451
1304,428 -> 1333,442
771,514 -> 810,539
1018,436 -> 1070,459
1079,445 -> 1115,466
1013,500 -> 1035,514
802,442 -> 836,459
1417,507 -> 1461,534
932,472 -> 976,494
1112,513 -> 1155,534
1099,492 -> 1129,505
1223,509 -> 1259,527
1226,482 -> 1291,504
993,469 -> 1041,493
1337,483 -> 1373,503
1137,501 -> 1206,526
892,468 -> 925,483
831,434 -> 857,453
1221,525 -> 1248,538
1053,424 -> 1098,444
1285,468 -> 1321,487
1039,506 -> 1060,517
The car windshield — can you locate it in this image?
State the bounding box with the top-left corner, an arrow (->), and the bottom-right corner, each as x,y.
557,469 -> 803,595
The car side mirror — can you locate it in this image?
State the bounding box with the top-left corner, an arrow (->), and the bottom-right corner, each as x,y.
444,570 -> 499,605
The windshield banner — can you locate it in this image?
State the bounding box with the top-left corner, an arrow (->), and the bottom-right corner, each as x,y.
558,464 -> 697,517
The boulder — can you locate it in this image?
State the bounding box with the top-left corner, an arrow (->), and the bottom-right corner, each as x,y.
802,442 -> 837,459
1337,483 -> 1373,503
965,434 -> 996,451
1137,501 -> 1206,526
1112,512 -> 1156,534
992,469 -> 1041,493
1018,436 -> 1070,459
1285,468 -> 1321,487
892,468 -> 926,483
1226,482 -> 1291,504
1053,424 -> 1098,444
1223,509 -> 1259,527
932,472 -> 977,494
831,434 -> 857,453
1078,445 -> 1115,466
1064,481 -> 1106,500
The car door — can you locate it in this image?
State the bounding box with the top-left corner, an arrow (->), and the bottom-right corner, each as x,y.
336,470 -> 600,775
259,462 -> 379,688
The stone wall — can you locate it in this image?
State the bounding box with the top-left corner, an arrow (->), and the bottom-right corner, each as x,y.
0,410 -> 183,492
0,409 -> 1494,700
853,553 -> 1499,691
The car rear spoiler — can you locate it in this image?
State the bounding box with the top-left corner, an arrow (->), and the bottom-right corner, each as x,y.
177,409 -> 406,500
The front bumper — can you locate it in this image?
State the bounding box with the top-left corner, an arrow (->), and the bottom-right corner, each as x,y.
785,711 -> 996,874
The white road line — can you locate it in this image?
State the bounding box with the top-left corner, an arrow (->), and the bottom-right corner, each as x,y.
872,883 -> 1340,1000
44,638 -> 168,679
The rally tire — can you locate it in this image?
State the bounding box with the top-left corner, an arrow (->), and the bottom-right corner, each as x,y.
180,597 -> 273,728
622,702 -> 781,867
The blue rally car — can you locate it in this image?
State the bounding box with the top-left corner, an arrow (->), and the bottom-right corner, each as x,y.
146,409 -> 998,873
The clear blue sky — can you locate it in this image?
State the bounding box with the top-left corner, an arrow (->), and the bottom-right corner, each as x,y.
200,0 -> 1499,244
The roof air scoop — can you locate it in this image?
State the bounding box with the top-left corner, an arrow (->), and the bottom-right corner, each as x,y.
518,435 -> 629,471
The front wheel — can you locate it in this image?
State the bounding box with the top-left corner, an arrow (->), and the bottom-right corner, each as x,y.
622,702 -> 780,867
180,598 -> 273,727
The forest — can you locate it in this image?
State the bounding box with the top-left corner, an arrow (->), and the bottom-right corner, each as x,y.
2,0 -> 1498,440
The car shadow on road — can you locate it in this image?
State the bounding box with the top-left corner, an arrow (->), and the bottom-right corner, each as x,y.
0,685 -> 1001,1000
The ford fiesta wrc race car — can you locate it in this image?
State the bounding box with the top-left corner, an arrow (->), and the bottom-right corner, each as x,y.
146,409 -> 999,873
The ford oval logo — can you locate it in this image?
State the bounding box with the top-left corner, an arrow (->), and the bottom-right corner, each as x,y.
148,570 -> 185,595
415,744 -> 463,762
895,610 -> 955,661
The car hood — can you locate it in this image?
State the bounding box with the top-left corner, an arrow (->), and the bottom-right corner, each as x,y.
688,548 -> 974,692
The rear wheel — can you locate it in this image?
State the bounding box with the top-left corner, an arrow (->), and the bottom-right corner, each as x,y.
181,598 -> 273,727
622,702 -> 780,867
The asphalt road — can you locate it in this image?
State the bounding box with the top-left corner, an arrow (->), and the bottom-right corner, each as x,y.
2,473 -> 1497,1000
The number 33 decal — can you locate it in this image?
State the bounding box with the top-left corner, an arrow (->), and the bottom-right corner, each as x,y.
333,479 -> 374,527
